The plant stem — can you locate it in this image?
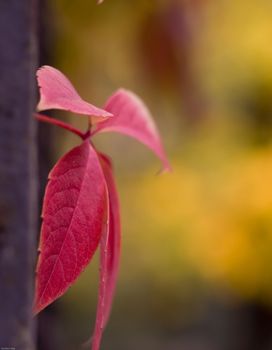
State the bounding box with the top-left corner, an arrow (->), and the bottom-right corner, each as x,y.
82,129 -> 91,140
35,113 -> 85,139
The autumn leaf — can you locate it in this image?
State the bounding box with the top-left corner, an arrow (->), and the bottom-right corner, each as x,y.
37,65 -> 112,123
94,88 -> 171,172
92,153 -> 121,350
34,65 -> 170,350
34,140 -> 106,314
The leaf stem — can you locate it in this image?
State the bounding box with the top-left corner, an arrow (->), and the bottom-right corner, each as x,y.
82,129 -> 91,140
35,113 -> 85,139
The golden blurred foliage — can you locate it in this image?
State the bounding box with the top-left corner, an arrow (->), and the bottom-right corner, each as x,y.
122,145 -> 272,303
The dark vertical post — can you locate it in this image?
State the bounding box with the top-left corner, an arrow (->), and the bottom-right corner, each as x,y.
0,1 -> 38,349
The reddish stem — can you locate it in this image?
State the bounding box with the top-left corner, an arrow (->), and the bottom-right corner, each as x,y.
82,129 -> 91,140
35,113 -> 86,139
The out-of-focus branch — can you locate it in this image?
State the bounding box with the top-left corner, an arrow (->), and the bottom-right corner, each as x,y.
0,1 -> 38,349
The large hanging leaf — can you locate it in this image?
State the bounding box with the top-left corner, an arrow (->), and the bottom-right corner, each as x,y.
34,140 -> 106,314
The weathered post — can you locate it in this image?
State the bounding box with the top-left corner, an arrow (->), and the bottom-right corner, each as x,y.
0,1 -> 38,349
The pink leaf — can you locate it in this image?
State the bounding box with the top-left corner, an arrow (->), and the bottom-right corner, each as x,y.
37,66 -> 113,123
92,153 -> 121,350
94,89 -> 171,171
34,140 -> 106,314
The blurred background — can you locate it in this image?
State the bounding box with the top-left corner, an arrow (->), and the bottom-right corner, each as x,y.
37,0 -> 272,349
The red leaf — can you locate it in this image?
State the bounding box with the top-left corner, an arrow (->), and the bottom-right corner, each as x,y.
92,154 -> 121,350
34,140 -> 106,314
36,66 -> 113,123
94,89 -> 171,171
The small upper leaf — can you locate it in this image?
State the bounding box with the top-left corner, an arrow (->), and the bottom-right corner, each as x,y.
34,140 -> 106,314
94,89 -> 171,171
37,66 -> 112,123
92,154 -> 121,350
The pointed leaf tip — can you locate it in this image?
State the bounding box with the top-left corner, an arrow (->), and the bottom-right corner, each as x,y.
36,65 -> 113,122
94,88 -> 171,172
